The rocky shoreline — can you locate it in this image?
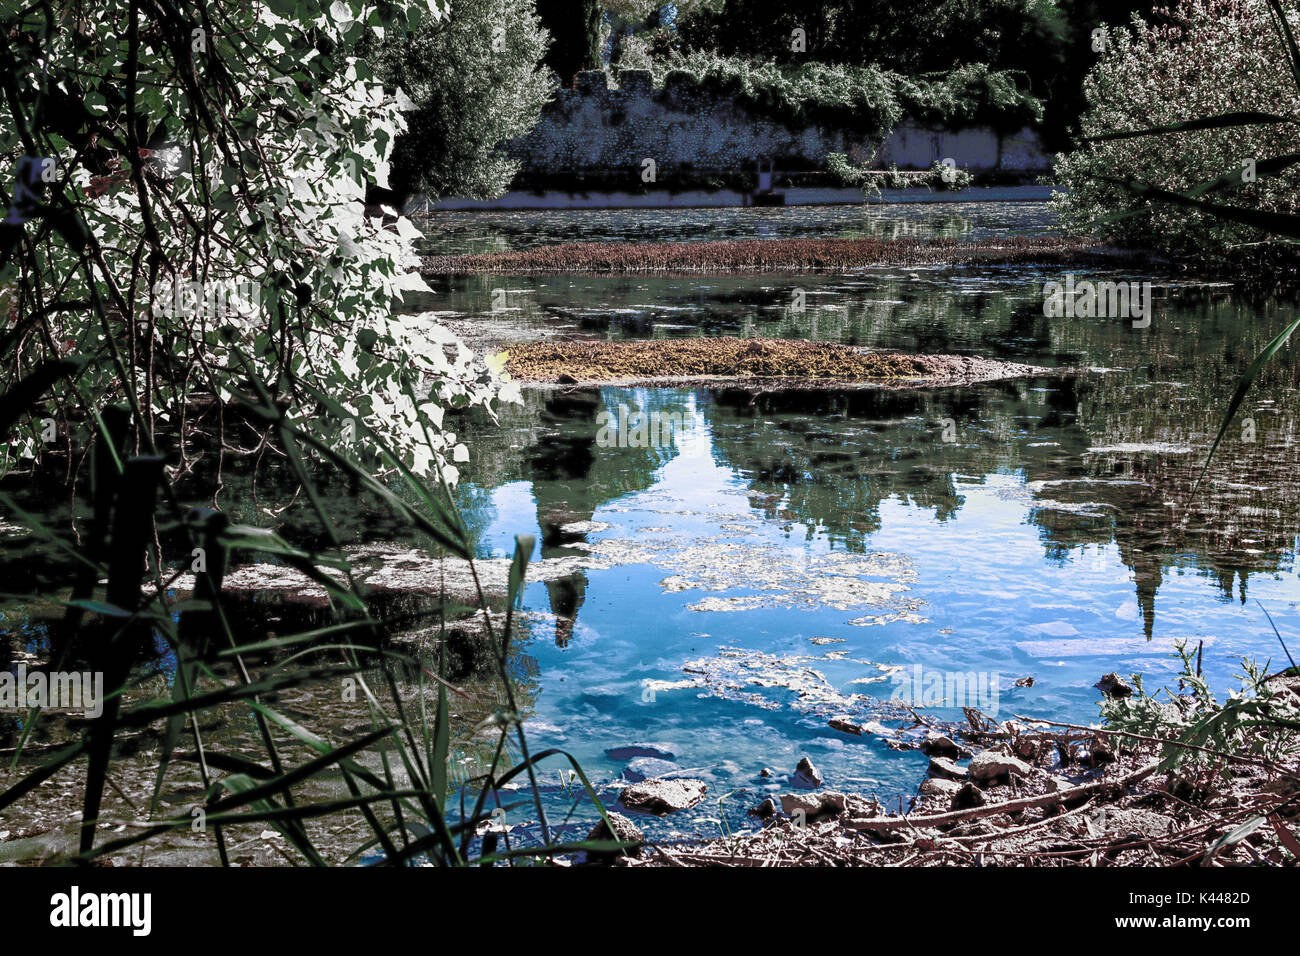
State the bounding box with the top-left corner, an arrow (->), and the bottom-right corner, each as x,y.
583,672 -> 1300,867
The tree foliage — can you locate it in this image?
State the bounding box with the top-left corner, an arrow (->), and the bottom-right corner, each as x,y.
535,0 -> 604,85
1052,0 -> 1300,270
0,0 -> 519,479
666,0 -> 1165,148
377,0 -> 553,201
672,0 -> 1066,72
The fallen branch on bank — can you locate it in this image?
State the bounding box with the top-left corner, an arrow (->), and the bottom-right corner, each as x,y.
843,759 -> 1162,833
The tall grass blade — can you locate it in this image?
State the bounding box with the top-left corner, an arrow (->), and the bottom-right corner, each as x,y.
1256,600 -> 1299,670
1098,177 -> 1300,239
1189,313 -> 1300,499
1266,0 -> 1300,93
1082,111 -> 1292,143
432,683 -> 449,812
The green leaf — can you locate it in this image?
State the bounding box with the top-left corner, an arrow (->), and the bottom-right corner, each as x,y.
1185,153 -> 1300,199
431,683 -> 449,812
507,534 -> 535,609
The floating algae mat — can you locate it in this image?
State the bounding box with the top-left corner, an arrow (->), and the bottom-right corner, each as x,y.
422,235 -> 1120,275
502,336 -> 1031,385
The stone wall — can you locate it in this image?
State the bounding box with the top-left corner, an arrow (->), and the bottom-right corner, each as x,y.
506,70 -> 1050,178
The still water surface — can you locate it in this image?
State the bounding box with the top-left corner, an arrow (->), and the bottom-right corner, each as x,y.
2,201 -> 1296,845
428,201 -> 1300,836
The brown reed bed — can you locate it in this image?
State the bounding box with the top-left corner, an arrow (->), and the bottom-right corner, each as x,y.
503,336 -> 1036,385
422,235 -> 1120,275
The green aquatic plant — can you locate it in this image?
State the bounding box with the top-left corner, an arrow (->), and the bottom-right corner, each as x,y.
1101,639 -> 1300,774
1098,637 -> 1300,862
826,154 -> 974,195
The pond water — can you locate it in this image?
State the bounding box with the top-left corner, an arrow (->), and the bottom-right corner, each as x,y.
3,200 -> 1299,853
423,201 -> 1300,839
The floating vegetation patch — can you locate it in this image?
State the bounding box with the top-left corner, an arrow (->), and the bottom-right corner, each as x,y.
586,536 -> 927,622
422,235 -> 1119,275
155,544 -> 614,603
156,533 -> 926,627
644,646 -> 924,744
848,610 -> 931,627
505,337 -> 924,382
1085,442 -> 1195,455
501,336 -> 1045,386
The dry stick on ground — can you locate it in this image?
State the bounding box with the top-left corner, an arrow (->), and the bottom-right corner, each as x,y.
845,758 -> 1163,833
963,786 -> 1300,865
945,797 -> 1098,844
976,806 -> 1275,864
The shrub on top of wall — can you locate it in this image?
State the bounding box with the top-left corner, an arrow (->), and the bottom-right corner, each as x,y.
897,64 -> 1042,131
616,41 -> 1042,140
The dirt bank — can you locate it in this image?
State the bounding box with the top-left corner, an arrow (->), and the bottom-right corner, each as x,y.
422,235 -> 1129,275
501,337 -> 1052,388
